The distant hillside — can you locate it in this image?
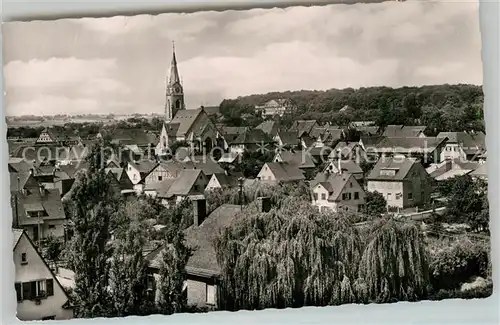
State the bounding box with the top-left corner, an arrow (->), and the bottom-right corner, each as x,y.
218,84 -> 484,133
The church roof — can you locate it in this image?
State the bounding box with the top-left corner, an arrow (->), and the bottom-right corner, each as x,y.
168,108 -> 204,137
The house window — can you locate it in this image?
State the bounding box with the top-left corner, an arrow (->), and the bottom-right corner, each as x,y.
48,225 -> 55,229
206,284 -> 215,305
354,192 -> 359,200
133,174 -> 137,180
21,253 -> 27,264
194,185 -> 199,191
357,204 -> 364,212
158,176 -> 163,181
42,316 -> 56,321
313,193 -> 318,201
20,280 -> 50,301
408,192 -> 413,200
350,182 -> 353,188
396,193 -> 402,200
387,193 -> 392,200
321,193 -> 326,200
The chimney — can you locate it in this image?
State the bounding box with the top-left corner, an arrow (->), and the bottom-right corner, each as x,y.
39,184 -> 45,196
257,196 -> 272,213
193,198 -> 207,227
29,168 -> 34,176
337,158 -> 342,174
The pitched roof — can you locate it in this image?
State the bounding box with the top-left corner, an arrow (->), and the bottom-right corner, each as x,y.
274,150 -> 316,169
382,125 -> 427,137
469,162 -> 487,178
291,120 -> 318,137
230,128 -> 273,145
12,228 -> 24,248
367,157 -> 420,181
218,152 -> 241,163
105,128 -> 155,145
327,160 -> 363,175
437,131 -> 486,155
13,188 -> 67,226
256,121 -> 280,136
276,131 -> 299,146
168,108 -> 204,137
129,160 -> 158,175
374,137 -> 447,154
311,172 -> 356,202
8,158 -> 33,173
264,162 -> 305,182
10,172 -> 35,192
201,106 -> 221,116
184,204 -> 242,275
360,135 -> 385,148
146,169 -> 205,198
211,172 -> 244,187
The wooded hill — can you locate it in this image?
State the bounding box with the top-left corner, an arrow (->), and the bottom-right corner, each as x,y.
218,84 -> 485,133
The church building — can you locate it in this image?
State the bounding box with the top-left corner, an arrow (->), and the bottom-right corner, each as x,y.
156,44 -> 218,156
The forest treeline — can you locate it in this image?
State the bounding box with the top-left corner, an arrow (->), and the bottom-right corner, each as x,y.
218,84 -> 485,133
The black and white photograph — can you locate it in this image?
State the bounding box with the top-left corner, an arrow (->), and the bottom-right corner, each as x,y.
3,0 -> 491,321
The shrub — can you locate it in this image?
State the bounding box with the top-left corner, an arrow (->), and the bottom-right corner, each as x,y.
428,239 -> 490,291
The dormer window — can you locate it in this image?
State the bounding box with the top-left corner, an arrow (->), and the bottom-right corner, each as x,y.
380,168 -> 398,176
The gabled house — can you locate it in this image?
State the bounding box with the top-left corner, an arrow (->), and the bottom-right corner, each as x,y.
256,120 -> 281,137
125,160 -> 159,186
310,126 -> 344,148
291,120 -> 319,138
437,131 -> 486,162
13,229 -> 74,321
382,125 -> 427,138
310,172 -> 366,213
366,157 -> 432,209
330,141 -> 366,162
374,136 -> 448,164
35,127 -> 81,146
256,162 -> 305,184
216,126 -> 249,151
11,182 -> 68,244
205,171 -> 244,191
255,99 -> 295,117
273,150 -> 316,171
105,167 -> 134,195
228,129 -> 274,154
322,159 -> 364,181
143,169 -> 209,207
273,131 -> 300,149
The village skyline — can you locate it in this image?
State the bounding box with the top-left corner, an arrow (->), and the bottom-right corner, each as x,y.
3,1 -> 481,116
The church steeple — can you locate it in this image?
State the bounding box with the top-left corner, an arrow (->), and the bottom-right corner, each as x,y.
168,41 -> 180,86
165,41 -> 185,122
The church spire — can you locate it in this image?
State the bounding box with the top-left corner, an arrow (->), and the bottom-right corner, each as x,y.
169,40 -> 180,85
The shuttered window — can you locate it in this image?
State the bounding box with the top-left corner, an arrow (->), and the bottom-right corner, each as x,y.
15,283 -> 22,302
46,279 -> 54,297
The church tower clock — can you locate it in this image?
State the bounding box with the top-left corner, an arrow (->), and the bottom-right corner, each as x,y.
165,42 -> 185,122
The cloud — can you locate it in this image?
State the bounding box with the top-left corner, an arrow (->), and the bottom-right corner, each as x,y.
182,41 -> 401,98
74,12 -> 218,42
4,57 -> 124,90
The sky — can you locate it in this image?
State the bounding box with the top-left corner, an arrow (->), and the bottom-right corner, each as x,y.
3,0 -> 482,116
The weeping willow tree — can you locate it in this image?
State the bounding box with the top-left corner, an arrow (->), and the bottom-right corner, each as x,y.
358,218 -> 430,303
214,197 -> 362,311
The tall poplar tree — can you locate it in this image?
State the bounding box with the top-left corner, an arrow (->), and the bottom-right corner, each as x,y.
66,142 -> 119,318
